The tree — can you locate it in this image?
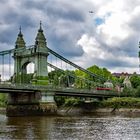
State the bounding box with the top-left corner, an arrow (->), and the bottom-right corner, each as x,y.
87,65 -> 103,83
130,74 -> 140,88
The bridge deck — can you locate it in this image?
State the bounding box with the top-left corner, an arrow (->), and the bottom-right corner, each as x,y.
0,83 -> 120,98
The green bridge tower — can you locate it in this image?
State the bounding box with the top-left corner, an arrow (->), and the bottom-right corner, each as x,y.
14,22 -> 48,83
7,23 -> 57,116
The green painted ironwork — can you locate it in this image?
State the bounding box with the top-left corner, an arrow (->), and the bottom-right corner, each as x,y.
47,62 -> 95,88
0,83 -> 119,98
0,24 -> 113,92
48,47 -> 106,81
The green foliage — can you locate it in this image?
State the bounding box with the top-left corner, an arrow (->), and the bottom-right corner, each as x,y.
55,96 -> 140,109
130,74 -> 140,88
121,87 -> 136,97
135,86 -> 140,97
34,80 -> 48,85
55,96 -> 65,107
48,70 -> 76,87
12,73 -> 49,85
36,76 -> 48,80
33,76 -> 49,85
0,94 -> 7,107
55,96 -> 82,107
86,65 -> 117,84
64,97 -> 82,107
74,78 -> 86,88
48,70 -> 64,86
102,68 -> 112,81
48,70 -> 63,81
120,84 -> 140,98
53,74 -> 59,86
74,69 -> 86,78
47,64 -> 121,88
100,97 -> 140,108
87,65 -> 103,83
65,70 -> 75,85
12,73 -> 33,84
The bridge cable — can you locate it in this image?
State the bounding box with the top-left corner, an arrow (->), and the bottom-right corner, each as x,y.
9,53 -> 11,79
2,54 -> 4,81
39,49 -> 41,78
61,59 -> 62,70
47,62 -> 95,88
0,55 -> 2,81
48,47 -> 106,81
50,54 -> 53,83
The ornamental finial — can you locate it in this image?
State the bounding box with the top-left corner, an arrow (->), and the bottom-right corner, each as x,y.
40,21 -> 42,30
19,26 -> 21,33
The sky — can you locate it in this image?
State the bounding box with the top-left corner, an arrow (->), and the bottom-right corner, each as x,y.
0,0 -> 140,74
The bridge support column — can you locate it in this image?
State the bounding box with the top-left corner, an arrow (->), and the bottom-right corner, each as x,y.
6,92 -> 41,117
39,91 -> 57,115
6,91 -> 57,117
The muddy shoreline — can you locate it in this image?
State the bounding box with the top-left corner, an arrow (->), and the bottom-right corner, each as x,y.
57,107 -> 140,117
0,107 -> 6,114
1,107 -> 140,117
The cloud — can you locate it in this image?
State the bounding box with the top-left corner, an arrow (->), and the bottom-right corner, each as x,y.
76,0 -> 140,73
0,0 -> 139,75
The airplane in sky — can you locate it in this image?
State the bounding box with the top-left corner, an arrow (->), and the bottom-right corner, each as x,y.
89,11 -> 94,13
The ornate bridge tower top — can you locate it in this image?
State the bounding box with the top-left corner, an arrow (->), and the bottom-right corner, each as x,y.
13,23 -> 49,83
35,21 -> 47,47
15,27 -> 26,48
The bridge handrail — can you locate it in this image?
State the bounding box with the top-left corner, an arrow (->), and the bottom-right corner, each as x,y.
0,82 -> 119,97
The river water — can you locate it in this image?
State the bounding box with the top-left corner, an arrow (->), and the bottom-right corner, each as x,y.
0,114 -> 140,140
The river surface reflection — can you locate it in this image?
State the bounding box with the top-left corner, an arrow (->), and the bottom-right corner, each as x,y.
0,114 -> 140,140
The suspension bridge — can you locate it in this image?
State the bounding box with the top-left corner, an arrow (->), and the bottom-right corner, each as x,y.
0,24 -> 120,116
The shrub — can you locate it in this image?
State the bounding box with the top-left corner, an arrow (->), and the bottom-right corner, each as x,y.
135,86 -> 140,97
0,94 -> 7,107
121,87 -> 136,97
64,97 -> 82,107
55,96 -> 65,107
101,97 -> 140,108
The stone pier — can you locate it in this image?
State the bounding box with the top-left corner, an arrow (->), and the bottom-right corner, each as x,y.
39,91 -> 57,115
6,91 -> 57,117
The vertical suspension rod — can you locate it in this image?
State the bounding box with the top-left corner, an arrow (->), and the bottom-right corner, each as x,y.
9,53 -> 11,79
2,54 -> 4,81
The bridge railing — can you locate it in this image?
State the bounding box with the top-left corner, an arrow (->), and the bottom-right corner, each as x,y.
0,82 -> 120,97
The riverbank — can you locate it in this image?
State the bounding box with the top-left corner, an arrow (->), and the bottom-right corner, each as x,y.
57,107 -> 140,117
57,97 -> 140,117
1,97 -> 140,117
0,107 -> 6,114
1,107 -> 140,117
